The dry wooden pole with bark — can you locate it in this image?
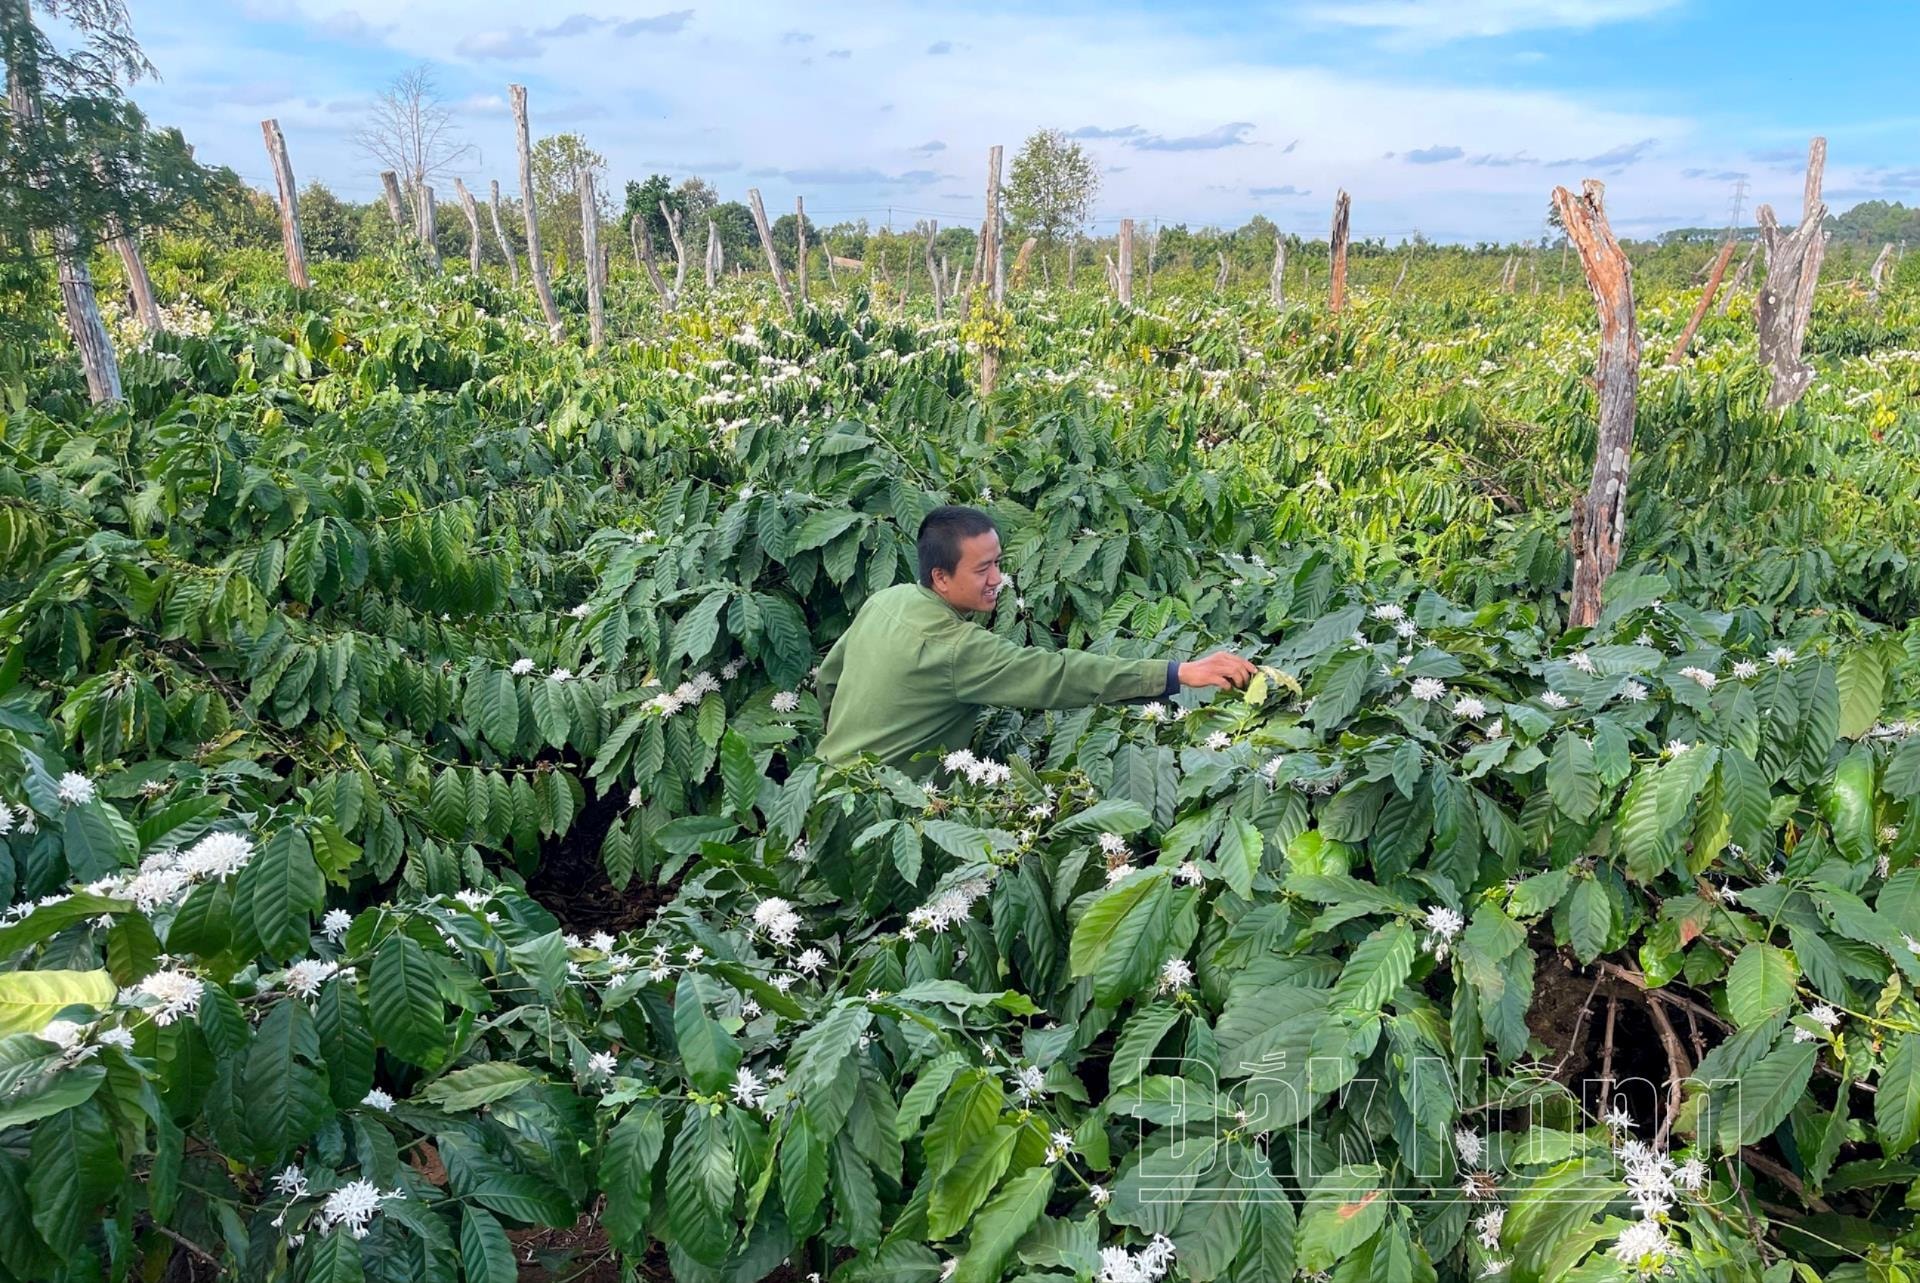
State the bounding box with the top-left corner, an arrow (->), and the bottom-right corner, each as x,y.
924,221 -> 944,320
1664,240 -> 1735,365
1270,236 -> 1286,307
983,146 -> 1004,304
418,186 -> 440,269
453,179 -> 485,272
1552,180 -> 1640,631
1329,189 -> 1351,314
1118,218 -> 1134,305
660,202 -> 689,298
630,215 -> 669,301
260,119 -> 312,289
793,197 -> 809,305
1011,237 -> 1037,290
578,168 -> 605,350
508,85 -> 564,339
1754,137 -> 1829,410
1871,242 -> 1895,300
1719,241 -> 1759,314
746,188 -> 794,314
1215,251 -> 1230,293
487,181 -> 519,287
104,209 -> 162,335
9,55 -> 118,401
380,171 -> 408,230
705,218 -> 721,289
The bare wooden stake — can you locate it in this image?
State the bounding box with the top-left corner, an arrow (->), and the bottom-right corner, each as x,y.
1870,242 -> 1895,301
1118,218 -> 1134,305
1329,189 -> 1351,313
1271,235 -> 1286,307
1215,250 -> 1230,293
1145,225 -> 1159,297
794,197 -> 809,305
380,170 -> 408,230
824,238 -> 838,287
104,204 -> 162,335
453,178 -> 485,272
508,85 -> 564,339
260,118 -> 311,288
924,220 -> 944,320
1011,236 -> 1037,290
1552,179 -> 1640,631
418,185 -> 440,270
660,201 -> 689,298
1665,240 -> 1735,365
1754,137 -> 1828,410
705,217 -> 720,289
578,168 -> 605,350
1719,241 -> 1758,314
630,215 -> 668,301
488,180 -> 519,287
746,188 -> 794,314
983,146 -> 1004,305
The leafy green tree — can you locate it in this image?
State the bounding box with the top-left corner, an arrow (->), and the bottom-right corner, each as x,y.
708,199 -> 756,265
1005,128 -> 1098,250
296,181 -> 358,260
529,132 -> 606,266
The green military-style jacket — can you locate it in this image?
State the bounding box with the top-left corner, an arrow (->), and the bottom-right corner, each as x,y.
817,583 -> 1176,772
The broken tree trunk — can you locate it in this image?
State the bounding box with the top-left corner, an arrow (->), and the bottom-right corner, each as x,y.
578,168 -> 604,350
418,186 -> 440,270
1754,137 -> 1829,410
705,218 -> 720,289
824,239 -> 837,287
983,146 -> 1004,305
1118,219 -> 1134,306
1329,190 -> 1351,314
661,202 -> 689,298
794,197 -> 808,305
924,221 -> 944,320
105,209 -> 162,336
10,58 -> 118,401
260,119 -> 311,289
1552,180 -> 1640,631
1870,242 -> 1895,301
509,85 -> 564,339
1271,236 -> 1286,307
630,215 -> 670,301
488,181 -> 519,287
1665,240 -> 1735,365
746,188 -> 794,314
453,179 -> 485,272
1215,251 -> 1230,293
380,171 -> 408,230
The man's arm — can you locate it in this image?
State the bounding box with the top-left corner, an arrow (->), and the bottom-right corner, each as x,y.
950,628 -> 1251,710
816,634 -> 847,725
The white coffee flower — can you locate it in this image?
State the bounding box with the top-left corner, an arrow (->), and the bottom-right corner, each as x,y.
127,970 -> 202,1026
732,1066 -> 767,1109
1204,731 -> 1231,751
510,658 -> 536,676
1158,958 -> 1194,994
322,908 -> 353,942
1568,651 -> 1596,673
1678,666 -> 1717,690
361,1087 -> 394,1110
770,690 -> 801,714
284,959 -> 340,999
56,772 -> 96,806
317,1178 -> 397,1239
1768,646 -> 1796,667
753,898 -> 803,948
1098,832 -> 1127,857
1731,660 -> 1759,679
1423,906 -> 1464,960
1540,690 -> 1570,709
1618,680 -> 1648,703
1451,696 -> 1488,721
1371,603 -> 1405,621
549,668 -> 574,683
585,1050 -> 619,1081
1410,677 -> 1447,702
1455,1128 -> 1485,1166
1611,1219 -> 1672,1275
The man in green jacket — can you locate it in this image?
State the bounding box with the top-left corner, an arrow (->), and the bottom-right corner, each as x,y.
817,505 -> 1255,772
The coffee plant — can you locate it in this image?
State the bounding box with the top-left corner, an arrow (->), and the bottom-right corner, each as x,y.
2,253 -> 1919,1283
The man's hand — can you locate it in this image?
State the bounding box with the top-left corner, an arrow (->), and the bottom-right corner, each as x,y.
1178,651 -> 1257,691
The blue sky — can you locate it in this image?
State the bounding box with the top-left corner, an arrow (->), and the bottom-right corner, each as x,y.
116,0 -> 1920,244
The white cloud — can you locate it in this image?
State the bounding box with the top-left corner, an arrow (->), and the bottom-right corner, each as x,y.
1304,0 -> 1680,41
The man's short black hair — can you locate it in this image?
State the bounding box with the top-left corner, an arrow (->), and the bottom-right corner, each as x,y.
917,505 -> 998,587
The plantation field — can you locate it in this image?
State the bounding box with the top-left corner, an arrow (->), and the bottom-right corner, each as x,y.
4,246 -> 1920,1283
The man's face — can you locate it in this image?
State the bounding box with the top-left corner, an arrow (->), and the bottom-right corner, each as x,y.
931,529 -> 1004,613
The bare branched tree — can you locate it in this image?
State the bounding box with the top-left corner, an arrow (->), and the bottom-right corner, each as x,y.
352,64 -> 474,198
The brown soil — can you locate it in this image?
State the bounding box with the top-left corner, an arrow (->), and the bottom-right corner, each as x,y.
524,782 -> 677,936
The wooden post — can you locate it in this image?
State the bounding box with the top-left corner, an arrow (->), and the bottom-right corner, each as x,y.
106,213 -> 162,335
660,202 -> 689,298
1271,235 -> 1286,307
380,171 -> 408,230
1329,190 -> 1350,314
487,181 -> 519,287
1552,180 -> 1640,630
794,197 -> 809,305
983,146 -> 1004,305
824,239 -> 838,287
1146,225 -> 1159,297
1067,239 -> 1077,290
746,188 -> 793,313
1754,137 -> 1828,410
1215,250 -> 1230,293
705,218 -> 720,289
1117,219 -> 1134,305
1720,241 -> 1758,314
631,214 -> 670,301
509,84 -> 565,339
10,62 -> 118,401
260,119 -> 311,288
453,179 -> 485,272
418,185 -> 440,270
1011,237 -> 1037,290
1870,242 -> 1894,300
578,168 -> 604,350
924,221 -> 943,320
1665,240 -> 1735,365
